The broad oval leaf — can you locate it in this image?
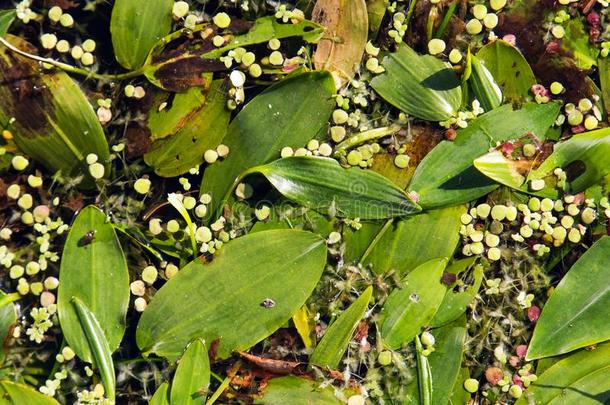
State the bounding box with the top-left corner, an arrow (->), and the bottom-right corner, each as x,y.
144,80 -> 230,177
71,297 -> 116,401
0,380 -> 60,405
254,376 -> 341,405
310,286 -> 372,369
312,0 -> 368,86
527,127 -> 610,195
527,236 -> 610,360
136,229 -> 327,361
371,44 -> 462,121
408,102 -> 560,209
0,36 -> 109,182
476,40 -> 536,103
517,343 -> 610,405
380,258 -> 448,349
469,54 -> 502,112
365,205 -> 465,275
57,206 -> 129,363
150,382 -> 170,405
170,339 -> 210,405
110,0 -> 173,70
246,157 -> 421,219
0,9 -> 16,37
200,71 -> 336,217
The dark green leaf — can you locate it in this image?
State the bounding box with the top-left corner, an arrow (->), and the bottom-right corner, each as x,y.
527,236 -> 610,360
408,103 -> 560,209
476,40 -> 536,103
170,339 -> 210,405
0,292 -> 17,364
428,317 -> 467,405
144,80 -> 230,177
380,258 -> 448,349
57,206 -> 129,362
246,157 -> 421,220
110,0 -> 173,70
71,297 -> 116,401
312,0 -> 368,86
136,229 -> 327,361
469,54 -> 502,111
517,343 -> 610,405
371,44 -> 462,121
310,286 -> 372,369
0,36 -> 109,183
0,380 -> 60,405
598,57 -> 610,117
200,71 -> 336,217
254,376 -> 341,404
365,206 -> 465,275
430,259 -> 482,327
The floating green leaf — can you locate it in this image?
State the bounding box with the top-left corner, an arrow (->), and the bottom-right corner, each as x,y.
312,0 -> 368,86
430,259 -> 482,328
380,258 -> 448,349
0,10 -> 16,37
469,54 -> 502,111
245,157 -> 421,220
71,297 -> 116,401
0,292 -> 17,364
517,343 -> 610,405
476,40 -> 536,103
310,286 -> 372,369
0,380 -> 61,405
371,44 -> 462,121
527,236 -> 610,360
527,127 -> 610,195
110,0 -> 173,70
203,17 -> 325,59
200,71 -> 336,217
408,102 -> 560,209
428,317 -> 467,405
144,80 -> 230,177
473,149 -> 527,190
0,36 -> 109,182
365,205 -> 465,275
254,376 -> 341,405
136,229 -> 327,361
170,339 -> 210,405
150,382 -> 170,405
57,206 -> 129,363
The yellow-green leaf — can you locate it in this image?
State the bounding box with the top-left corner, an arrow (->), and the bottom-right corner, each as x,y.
170,339 -> 210,405
0,380 -> 60,405
110,0 -> 173,70
254,376 -> 342,405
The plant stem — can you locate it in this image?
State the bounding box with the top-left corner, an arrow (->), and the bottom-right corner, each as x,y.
0,292 -> 20,308
334,125 -> 401,155
435,0 -> 458,39
405,0 -> 419,30
0,36 -> 142,81
415,335 -> 433,405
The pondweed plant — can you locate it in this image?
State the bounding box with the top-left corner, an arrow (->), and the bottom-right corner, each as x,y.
0,0 -> 609,404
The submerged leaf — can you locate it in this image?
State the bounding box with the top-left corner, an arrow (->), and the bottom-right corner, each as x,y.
110,0 -> 173,70
247,157 -> 421,220
312,0 -> 368,86
527,236 -> 610,360
310,286 -> 372,369
380,258 -> 448,349
254,376 -> 341,405
200,71 -> 336,217
371,44 -> 462,121
0,36 -> 109,183
57,206 -> 129,363
144,80 -> 230,177
136,229 -> 327,361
